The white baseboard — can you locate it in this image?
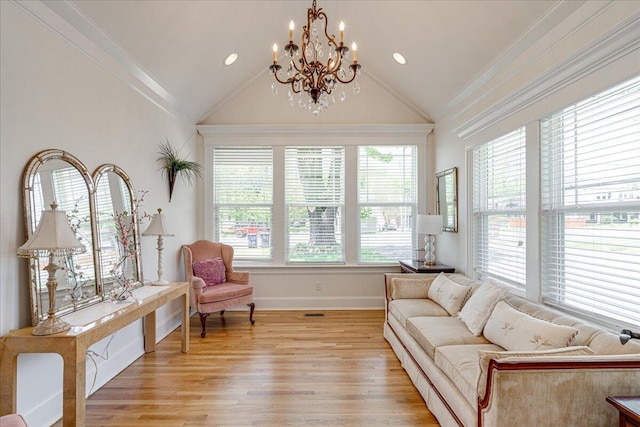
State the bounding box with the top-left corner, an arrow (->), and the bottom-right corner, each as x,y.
250,296 -> 385,310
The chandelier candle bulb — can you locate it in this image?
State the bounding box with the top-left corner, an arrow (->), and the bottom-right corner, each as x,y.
273,43 -> 278,62
339,21 -> 344,44
352,42 -> 357,62
289,21 -> 294,42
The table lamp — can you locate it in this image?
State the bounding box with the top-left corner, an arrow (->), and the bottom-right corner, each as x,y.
142,208 -> 174,285
416,214 -> 442,266
18,202 -> 86,335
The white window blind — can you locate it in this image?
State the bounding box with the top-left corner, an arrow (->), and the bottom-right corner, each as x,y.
358,146 -> 417,263
213,147 -> 273,260
285,146 -> 344,263
541,75 -> 640,328
473,127 -> 526,290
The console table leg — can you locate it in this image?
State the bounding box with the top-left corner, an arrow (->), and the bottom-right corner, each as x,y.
144,311 -> 156,353
0,344 -> 18,416
181,293 -> 189,353
62,345 -> 85,427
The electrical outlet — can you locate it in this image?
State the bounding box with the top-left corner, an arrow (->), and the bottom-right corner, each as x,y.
315,281 -> 322,291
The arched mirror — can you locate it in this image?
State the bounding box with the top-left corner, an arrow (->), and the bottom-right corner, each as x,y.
22,150 -> 101,325
93,164 -> 143,297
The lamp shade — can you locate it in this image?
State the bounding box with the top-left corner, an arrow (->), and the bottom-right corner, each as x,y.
18,203 -> 86,255
416,214 -> 443,236
142,209 -> 174,237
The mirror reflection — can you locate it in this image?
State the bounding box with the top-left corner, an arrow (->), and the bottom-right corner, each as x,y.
436,167 -> 458,232
93,165 -> 143,297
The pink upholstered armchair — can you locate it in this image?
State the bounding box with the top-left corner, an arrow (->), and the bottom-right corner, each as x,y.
182,240 -> 255,338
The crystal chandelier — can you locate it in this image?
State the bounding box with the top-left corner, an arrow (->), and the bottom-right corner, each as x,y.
269,0 -> 361,116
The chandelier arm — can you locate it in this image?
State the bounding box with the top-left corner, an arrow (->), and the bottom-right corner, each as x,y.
273,71 -> 299,86
334,66 -> 358,85
319,11 -> 340,53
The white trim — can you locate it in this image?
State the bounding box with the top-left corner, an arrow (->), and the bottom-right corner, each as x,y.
524,121 -> 541,303
454,10 -> 640,140
12,0 -> 193,124
446,0 -> 590,116
198,124 -> 434,140
250,296 -> 385,310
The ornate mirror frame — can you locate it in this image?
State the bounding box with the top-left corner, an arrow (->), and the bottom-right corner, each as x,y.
436,167 -> 458,232
93,164 -> 143,298
21,150 -> 144,326
22,149 -> 101,325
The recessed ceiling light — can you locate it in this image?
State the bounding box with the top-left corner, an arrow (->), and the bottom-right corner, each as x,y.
393,52 -> 406,65
224,53 -> 238,66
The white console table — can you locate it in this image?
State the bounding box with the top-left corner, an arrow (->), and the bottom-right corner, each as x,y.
0,281 -> 190,427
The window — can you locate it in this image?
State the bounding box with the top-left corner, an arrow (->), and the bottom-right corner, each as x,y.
472,127 -> 526,290
285,147 -> 344,263
202,124 -> 430,266
541,75 -> 640,328
358,146 -> 417,262
212,147 -> 273,260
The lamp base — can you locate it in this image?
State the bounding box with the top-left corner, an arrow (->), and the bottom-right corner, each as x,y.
32,316 -> 71,336
423,260 -> 437,266
151,280 -> 169,286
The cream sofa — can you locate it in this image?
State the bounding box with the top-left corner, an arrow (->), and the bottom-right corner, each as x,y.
383,272 -> 640,427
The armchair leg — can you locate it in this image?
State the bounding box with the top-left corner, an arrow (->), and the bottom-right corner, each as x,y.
248,302 -> 255,325
199,313 -> 210,338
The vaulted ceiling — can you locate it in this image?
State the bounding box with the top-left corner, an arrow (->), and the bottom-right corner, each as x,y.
56,0 -> 565,124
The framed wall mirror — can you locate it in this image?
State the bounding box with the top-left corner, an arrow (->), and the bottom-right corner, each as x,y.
21,150 -> 144,326
436,167 -> 458,232
22,150 -> 101,325
93,164 -> 143,298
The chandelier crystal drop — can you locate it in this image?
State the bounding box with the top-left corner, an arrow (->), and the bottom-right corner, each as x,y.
269,0 -> 361,115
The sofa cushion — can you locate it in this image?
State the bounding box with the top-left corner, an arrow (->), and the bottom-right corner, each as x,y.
389,277 -> 432,299
435,344 -> 504,408
484,301 -> 578,351
389,299 -> 449,328
457,279 -> 508,336
407,316 -> 492,358
427,273 -> 472,316
192,257 -> 226,286
476,346 -> 595,399
198,282 -> 253,304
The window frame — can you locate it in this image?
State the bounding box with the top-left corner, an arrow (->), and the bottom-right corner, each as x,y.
200,124 -> 433,267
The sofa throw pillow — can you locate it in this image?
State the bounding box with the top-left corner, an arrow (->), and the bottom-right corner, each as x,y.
390,277 -> 432,300
192,258 -> 226,286
476,346 -> 595,399
457,279 -> 508,336
427,272 -> 472,316
483,301 -> 578,351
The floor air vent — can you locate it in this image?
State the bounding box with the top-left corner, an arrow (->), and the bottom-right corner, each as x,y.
304,313 -> 325,317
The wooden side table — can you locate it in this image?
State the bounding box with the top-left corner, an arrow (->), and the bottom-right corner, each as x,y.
607,396 -> 640,427
0,282 -> 190,427
399,260 -> 455,274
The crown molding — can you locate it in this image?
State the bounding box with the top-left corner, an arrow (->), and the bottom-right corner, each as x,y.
197,123 -> 434,140
454,10 -> 640,140
12,0 -> 193,124
445,0 -> 589,118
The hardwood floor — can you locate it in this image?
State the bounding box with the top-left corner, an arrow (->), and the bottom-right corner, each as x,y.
78,310 -> 440,426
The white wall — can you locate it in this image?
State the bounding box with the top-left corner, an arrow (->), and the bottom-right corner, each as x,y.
0,2 -> 197,425
434,1 -> 640,279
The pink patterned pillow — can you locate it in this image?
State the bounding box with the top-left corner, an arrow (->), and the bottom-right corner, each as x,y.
192,258 -> 226,286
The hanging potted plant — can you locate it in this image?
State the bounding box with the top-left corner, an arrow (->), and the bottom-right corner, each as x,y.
157,140 -> 202,202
